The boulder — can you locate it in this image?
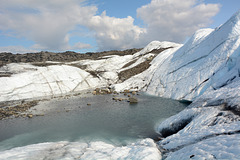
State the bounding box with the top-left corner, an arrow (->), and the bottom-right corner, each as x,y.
128,97 -> 138,104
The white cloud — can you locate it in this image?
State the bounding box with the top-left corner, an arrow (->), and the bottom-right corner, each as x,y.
137,0 -> 221,43
0,46 -> 38,54
0,0 -> 221,53
0,0 -> 97,52
86,11 -> 146,51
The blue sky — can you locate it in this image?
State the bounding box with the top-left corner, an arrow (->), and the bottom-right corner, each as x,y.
0,0 -> 239,53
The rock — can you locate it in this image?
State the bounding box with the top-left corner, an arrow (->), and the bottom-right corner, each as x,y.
27,114 -> 33,118
101,88 -> 111,94
95,88 -> 100,94
87,103 -> 91,106
92,91 -> 97,95
128,95 -> 131,97
124,90 -> 130,93
112,97 -> 118,101
128,97 -> 138,104
147,56 -> 154,61
132,91 -> 137,95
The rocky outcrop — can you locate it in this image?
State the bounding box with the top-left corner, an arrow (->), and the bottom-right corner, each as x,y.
0,49 -> 142,67
0,100 -> 39,120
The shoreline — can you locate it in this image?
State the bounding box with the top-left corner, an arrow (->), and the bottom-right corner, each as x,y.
0,89 -> 93,120
0,88 -> 142,121
0,91 -> 187,153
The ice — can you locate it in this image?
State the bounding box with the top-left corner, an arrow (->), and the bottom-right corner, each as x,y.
113,46 -> 182,92
0,41 -> 179,102
114,10 -> 240,101
145,10 -> 240,101
152,10 -> 240,159
0,64 -> 102,102
165,134 -> 240,160
0,139 -> 161,160
155,81 -> 240,159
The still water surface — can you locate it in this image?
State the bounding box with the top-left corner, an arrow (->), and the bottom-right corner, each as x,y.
0,93 -> 188,151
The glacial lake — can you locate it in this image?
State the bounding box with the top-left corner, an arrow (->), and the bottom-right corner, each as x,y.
0,93 -> 188,151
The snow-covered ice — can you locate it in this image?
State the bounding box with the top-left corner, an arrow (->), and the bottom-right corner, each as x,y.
156,81 -> 240,159
145,10 -> 240,101
113,46 -> 182,92
0,139 -> 161,160
114,10 -> 240,101
152,10 -> 240,159
0,41 -> 179,102
165,134 -> 240,160
0,64 -> 103,102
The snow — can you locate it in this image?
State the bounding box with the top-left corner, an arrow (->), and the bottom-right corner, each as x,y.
0,64 -> 104,102
155,72 -> 240,159
152,10 -> 240,160
145,10 -> 240,101
113,46 -> 182,92
0,139 -> 161,160
133,41 -> 180,57
0,41 -> 179,102
165,134 -> 240,160
113,10 -> 240,102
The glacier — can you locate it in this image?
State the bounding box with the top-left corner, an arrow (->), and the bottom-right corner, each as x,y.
154,10 -> 240,159
1,9 -> 240,160
0,41 -> 179,102
116,10 -> 240,101
114,11 -> 240,159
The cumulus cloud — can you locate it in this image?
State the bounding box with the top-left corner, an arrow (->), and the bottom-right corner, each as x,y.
0,0 -> 96,51
137,0 -> 220,43
87,11 -> 146,51
0,0 -> 220,53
